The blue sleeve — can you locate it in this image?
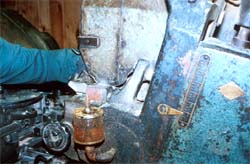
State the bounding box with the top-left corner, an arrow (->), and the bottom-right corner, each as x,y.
0,38 -> 79,84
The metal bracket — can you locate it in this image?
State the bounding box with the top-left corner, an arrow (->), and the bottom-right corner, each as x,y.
157,104 -> 183,116
78,35 -> 100,49
109,59 -> 150,116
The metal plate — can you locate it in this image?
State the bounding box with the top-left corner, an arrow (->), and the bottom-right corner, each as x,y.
79,0 -> 167,85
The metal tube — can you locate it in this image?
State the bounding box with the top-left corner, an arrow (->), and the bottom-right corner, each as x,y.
85,146 -> 116,163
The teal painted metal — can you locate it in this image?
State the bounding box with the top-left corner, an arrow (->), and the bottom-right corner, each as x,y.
143,0 -> 250,163
160,47 -> 250,163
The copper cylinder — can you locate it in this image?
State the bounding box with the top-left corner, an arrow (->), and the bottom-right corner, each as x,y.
73,106 -> 104,145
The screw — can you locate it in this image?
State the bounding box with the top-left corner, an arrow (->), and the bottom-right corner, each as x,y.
203,55 -> 210,60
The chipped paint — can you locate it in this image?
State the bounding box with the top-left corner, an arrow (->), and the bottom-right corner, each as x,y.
142,0 -> 250,163
177,51 -> 193,77
160,47 -> 250,163
218,81 -> 244,100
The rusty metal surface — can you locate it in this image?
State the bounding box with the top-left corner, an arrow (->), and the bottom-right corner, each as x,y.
64,97 -> 146,163
79,0 -> 167,85
142,0 -> 212,160
142,0 -> 250,163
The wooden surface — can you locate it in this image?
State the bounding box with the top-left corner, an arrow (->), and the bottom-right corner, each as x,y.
0,0 -> 82,48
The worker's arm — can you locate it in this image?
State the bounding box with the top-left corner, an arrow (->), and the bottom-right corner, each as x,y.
0,38 -> 85,84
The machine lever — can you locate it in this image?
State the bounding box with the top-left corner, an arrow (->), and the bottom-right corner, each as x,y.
157,104 -> 183,116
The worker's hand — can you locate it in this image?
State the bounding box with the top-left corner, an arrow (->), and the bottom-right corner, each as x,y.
70,49 -> 95,84
71,49 -> 86,74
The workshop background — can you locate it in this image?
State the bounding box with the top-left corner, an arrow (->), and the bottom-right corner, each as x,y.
0,0 -> 81,48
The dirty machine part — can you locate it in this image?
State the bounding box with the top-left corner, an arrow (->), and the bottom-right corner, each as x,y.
1,0 -> 250,163
143,0 -> 250,163
73,106 -> 105,145
73,106 -> 116,162
79,0 -> 167,85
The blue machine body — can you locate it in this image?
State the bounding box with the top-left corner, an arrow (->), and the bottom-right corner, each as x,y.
143,0 -> 250,163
